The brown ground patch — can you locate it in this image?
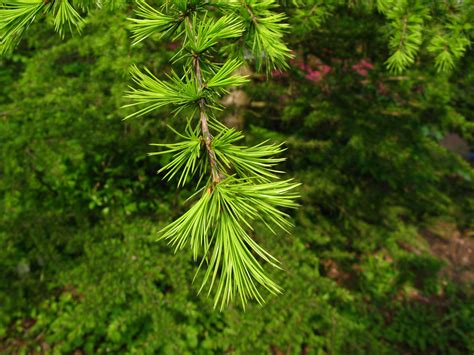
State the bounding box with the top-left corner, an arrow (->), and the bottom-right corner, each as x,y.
423,221 -> 474,285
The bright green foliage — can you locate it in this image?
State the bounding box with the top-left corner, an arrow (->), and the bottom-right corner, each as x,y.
212,128 -> 286,181
124,65 -> 202,118
126,0 -> 299,309
149,125 -> 205,187
128,1 -> 177,45
159,177 -> 299,309
184,15 -> 244,54
384,1 -> 426,73
52,0 -> 84,37
289,0 -> 333,34
1,0 -> 474,353
206,58 -> 249,89
240,0 -> 293,70
0,0 -> 45,53
428,30 -> 471,72
284,0 -> 474,73
0,0 -> 125,53
382,0 -> 473,73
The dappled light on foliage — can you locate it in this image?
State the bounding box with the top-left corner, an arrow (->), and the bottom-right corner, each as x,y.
1,0 -> 473,353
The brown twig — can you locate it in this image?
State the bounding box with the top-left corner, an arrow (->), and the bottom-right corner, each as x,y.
242,1 -> 258,26
188,18 -> 224,188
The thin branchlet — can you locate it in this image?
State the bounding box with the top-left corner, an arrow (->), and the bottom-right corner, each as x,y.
194,54 -> 224,187
187,17 -> 224,188
242,0 -> 258,25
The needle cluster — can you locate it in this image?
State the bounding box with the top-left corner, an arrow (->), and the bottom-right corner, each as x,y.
127,0 -> 298,309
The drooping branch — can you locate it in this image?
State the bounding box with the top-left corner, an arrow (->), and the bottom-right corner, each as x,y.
127,1 -> 300,308
188,20 -> 224,187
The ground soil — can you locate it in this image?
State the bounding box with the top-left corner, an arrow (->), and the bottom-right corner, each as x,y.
423,221 -> 474,285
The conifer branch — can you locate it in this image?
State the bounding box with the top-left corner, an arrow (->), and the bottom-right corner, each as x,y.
239,0 -> 293,71
0,0 -> 102,53
124,1 -> 300,308
188,16 -> 224,187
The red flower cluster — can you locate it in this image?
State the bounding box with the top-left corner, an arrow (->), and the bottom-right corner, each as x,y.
271,54 -> 375,83
352,59 -> 374,76
283,54 -> 332,83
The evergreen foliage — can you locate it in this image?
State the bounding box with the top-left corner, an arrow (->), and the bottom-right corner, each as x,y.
0,0 -> 124,53
0,0 -> 46,53
126,0 -> 299,309
285,0 -> 474,73
1,0 -> 474,353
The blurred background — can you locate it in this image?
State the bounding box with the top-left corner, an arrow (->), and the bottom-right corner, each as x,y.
1,1 -> 473,353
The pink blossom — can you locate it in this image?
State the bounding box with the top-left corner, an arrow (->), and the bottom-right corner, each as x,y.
290,57 -> 307,71
360,59 -> 374,70
288,53 -> 332,83
352,59 -> 374,76
353,66 -> 368,76
320,64 -> 332,75
271,69 -> 288,78
305,70 -> 323,82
